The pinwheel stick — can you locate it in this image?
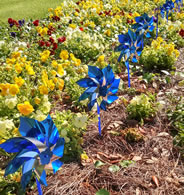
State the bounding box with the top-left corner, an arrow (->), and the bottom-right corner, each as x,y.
36,178 -> 43,195
156,12 -> 159,39
125,61 -> 131,88
97,103 -> 102,136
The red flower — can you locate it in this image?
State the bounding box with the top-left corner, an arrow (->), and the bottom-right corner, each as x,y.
58,36 -> 66,43
49,37 -> 55,43
47,30 -> 52,36
50,50 -> 55,55
53,43 -> 58,50
33,20 -> 39,26
38,40 -> 45,47
75,9 -> 80,13
179,29 -> 184,38
79,27 -> 84,31
45,41 -> 51,47
53,16 -> 60,22
8,18 -> 13,24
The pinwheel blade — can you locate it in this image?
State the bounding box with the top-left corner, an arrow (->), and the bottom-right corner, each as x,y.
76,78 -> 97,88
52,159 -> 63,174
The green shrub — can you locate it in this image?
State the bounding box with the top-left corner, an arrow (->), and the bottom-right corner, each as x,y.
127,94 -> 157,123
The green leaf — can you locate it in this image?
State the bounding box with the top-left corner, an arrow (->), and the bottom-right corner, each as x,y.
108,165 -> 120,173
94,160 -> 105,168
96,189 -> 110,195
119,160 -> 135,168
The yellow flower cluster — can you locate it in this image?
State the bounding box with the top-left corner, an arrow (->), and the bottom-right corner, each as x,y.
0,83 -> 19,96
40,50 -> 50,62
151,37 -> 180,57
36,27 -> 48,36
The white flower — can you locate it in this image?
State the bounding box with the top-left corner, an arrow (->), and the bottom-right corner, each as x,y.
35,110 -> 47,121
73,113 -> 88,128
5,119 -> 14,130
60,129 -> 67,137
5,96 -> 17,109
0,40 -> 5,48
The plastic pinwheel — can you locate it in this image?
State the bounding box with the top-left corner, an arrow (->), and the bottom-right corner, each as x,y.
114,29 -> 143,87
0,115 -> 65,195
76,65 -> 120,135
162,0 -> 175,22
175,0 -> 182,12
131,13 -> 155,39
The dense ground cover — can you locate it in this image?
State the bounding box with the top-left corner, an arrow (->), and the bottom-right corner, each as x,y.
0,0 -> 184,194
0,0 -> 63,22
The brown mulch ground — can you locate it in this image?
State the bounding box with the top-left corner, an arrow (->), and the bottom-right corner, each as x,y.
28,48 -> 184,195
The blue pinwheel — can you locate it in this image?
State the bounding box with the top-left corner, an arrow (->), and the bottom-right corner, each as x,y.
162,0 -> 175,22
114,29 -> 143,87
76,65 -> 120,135
175,0 -> 183,11
0,115 -> 65,195
132,13 -> 155,38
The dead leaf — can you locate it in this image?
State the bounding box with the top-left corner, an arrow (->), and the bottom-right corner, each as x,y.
132,156 -> 142,161
152,176 -> 159,187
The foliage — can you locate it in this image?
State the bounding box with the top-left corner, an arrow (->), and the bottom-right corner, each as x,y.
122,128 -> 144,142
168,98 -> 184,148
126,94 -> 157,123
53,110 -> 88,160
140,37 -> 180,71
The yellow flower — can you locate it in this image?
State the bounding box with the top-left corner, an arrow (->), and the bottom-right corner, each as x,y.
15,63 -> 22,74
74,59 -> 81,67
58,79 -> 64,90
51,70 -> 57,76
6,58 -> 16,65
48,80 -> 55,91
104,29 -> 111,36
57,64 -> 64,76
167,45 -> 175,56
174,49 -> 180,58
60,50 -> 69,60
62,61 -> 70,68
81,153 -> 89,160
17,101 -> 34,116
15,77 -> 25,87
9,84 -> 19,96
69,24 -> 76,29
157,37 -> 163,43
26,65 -> 35,75
40,50 -> 50,62
97,55 -> 105,63
51,60 -> 58,68
0,83 -> 10,96
53,77 -> 58,84
12,128 -> 19,135
0,139 -> 5,144
34,97 -> 41,105
42,70 -> 49,86
11,51 -> 21,59
39,85 -> 49,95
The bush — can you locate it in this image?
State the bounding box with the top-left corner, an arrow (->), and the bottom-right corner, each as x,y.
140,37 -> 179,71
127,94 -> 157,123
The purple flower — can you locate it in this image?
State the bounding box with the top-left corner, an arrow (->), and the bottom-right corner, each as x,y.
10,32 -> 16,37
